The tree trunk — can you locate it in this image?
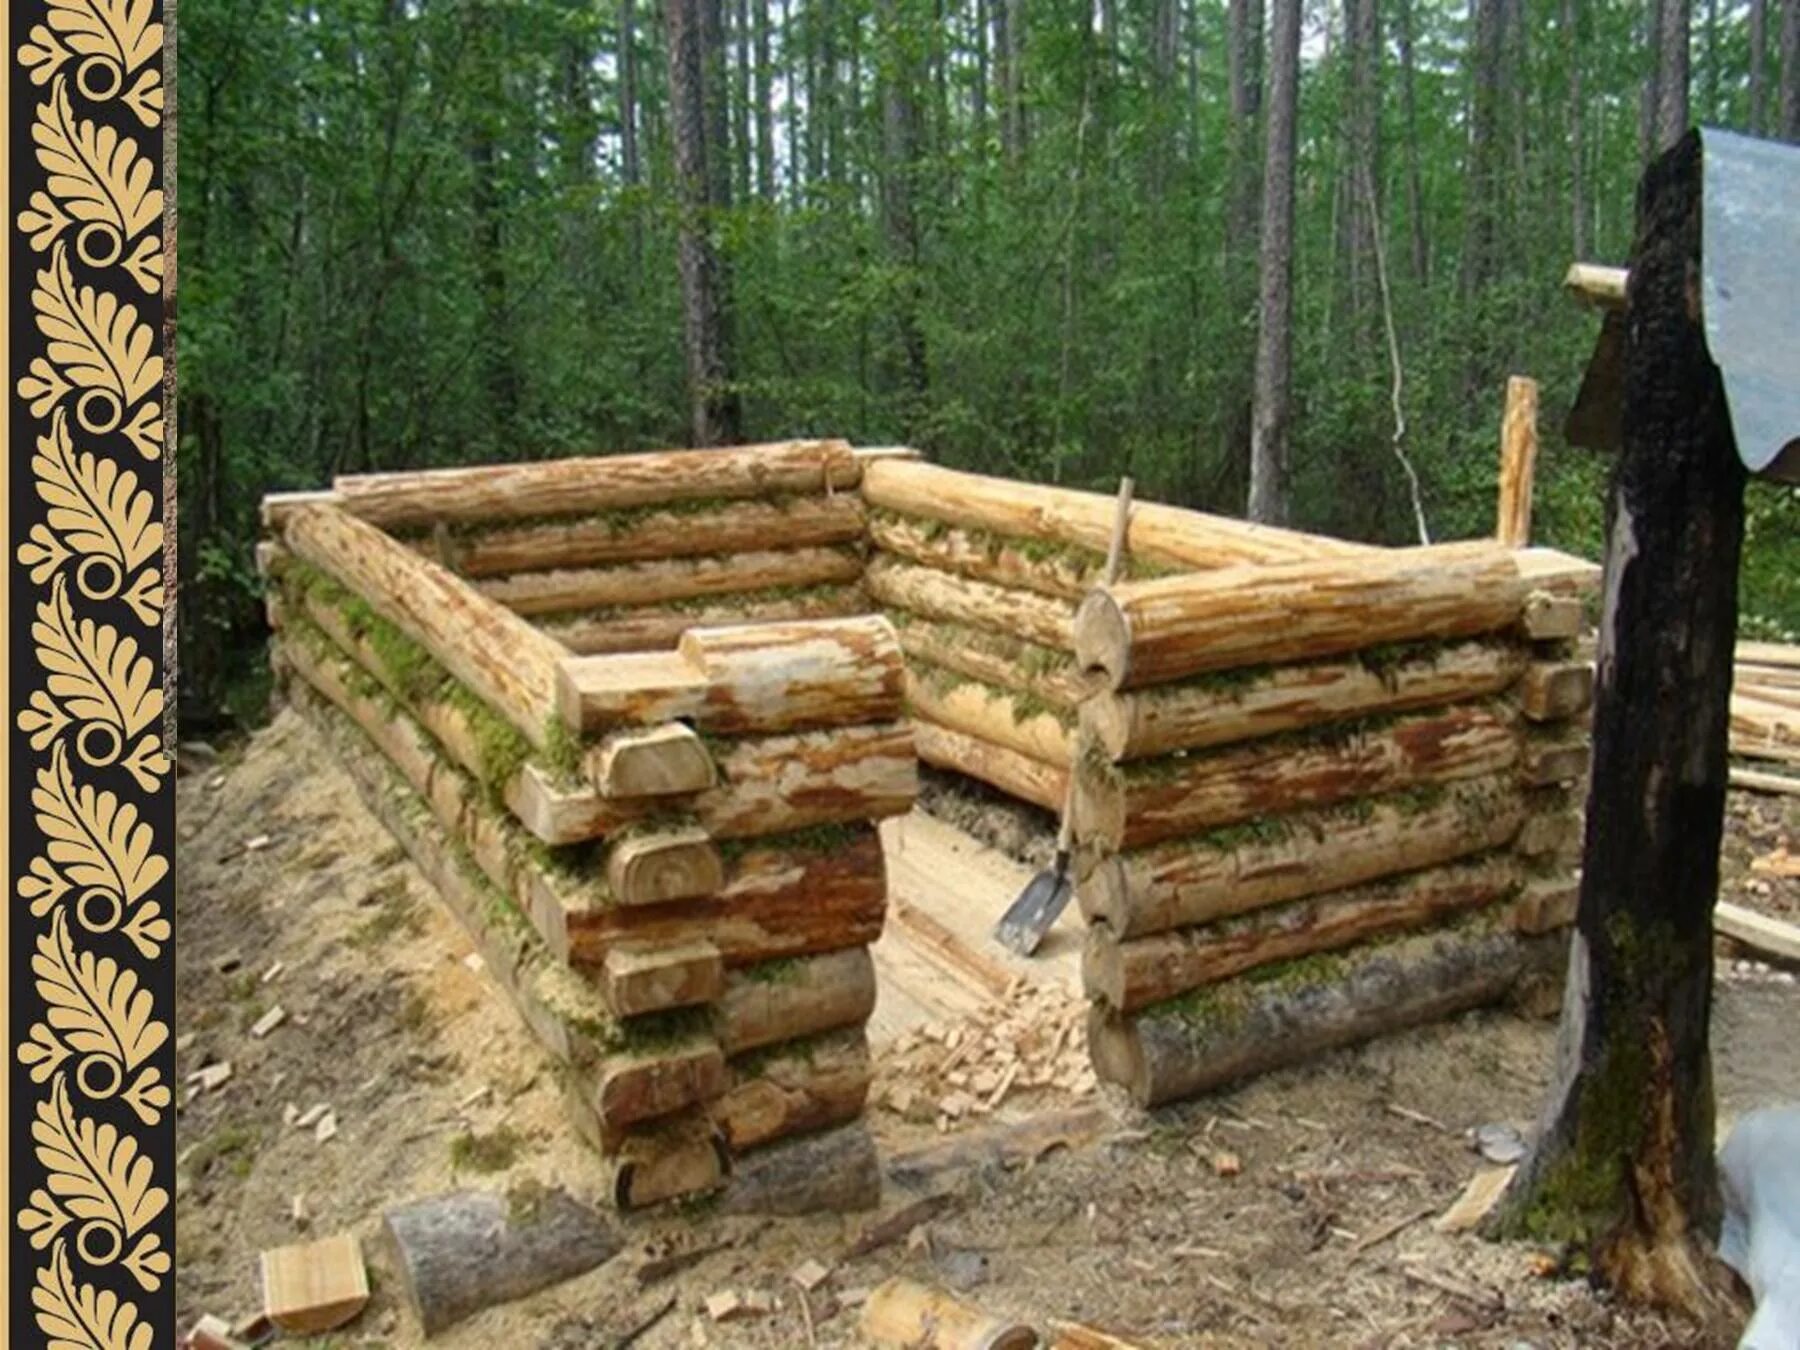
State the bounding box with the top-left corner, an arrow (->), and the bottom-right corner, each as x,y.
666,0 -> 744,445
1494,132 -> 1746,1317
1782,0 -> 1800,141
1566,0 -> 1587,259
1223,0 -> 1264,499
733,0 -> 753,201
1345,0 -> 1380,344
879,0 -> 929,405
1459,0 -> 1503,305
1655,0 -> 1689,151
754,0 -> 774,197
622,0 -> 644,262
1749,0 -> 1767,134
1396,0 -> 1427,280
1248,0 -> 1300,525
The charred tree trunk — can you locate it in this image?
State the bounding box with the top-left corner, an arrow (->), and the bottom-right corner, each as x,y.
1247,0 -> 1299,526
1493,133 -> 1746,1319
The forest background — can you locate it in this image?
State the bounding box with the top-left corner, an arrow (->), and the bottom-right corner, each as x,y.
178,0 -> 1800,729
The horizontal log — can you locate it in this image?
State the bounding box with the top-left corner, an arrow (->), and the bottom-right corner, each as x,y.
863,459 -> 1365,569
866,554 -> 1075,650
438,493 -> 866,578
595,1110 -> 728,1210
1079,775 -> 1528,938
1517,660 -> 1594,721
718,1122 -> 882,1216
601,941 -> 725,1017
1075,701 -> 1521,850
1075,543 -> 1530,692
1521,728 -> 1591,787
891,613 -> 1088,711
905,665 -> 1072,767
715,947 -> 879,1054
914,720 -> 1068,812
476,545 -> 865,618
713,1029 -> 873,1152
284,504 -> 564,746
558,616 -> 905,735
334,439 -> 859,529
1081,637 -> 1531,761
1512,546 -> 1603,598
1738,641 -> 1800,670
1515,789 -> 1583,859
1084,854 -> 1522,1013
861,1275 -> 1038,1350
1088,923 -> 1563,1106
870,510 -> 1098,598
538,585 -> 869,655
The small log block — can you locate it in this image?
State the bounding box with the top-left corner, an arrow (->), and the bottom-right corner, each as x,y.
1087,925 -> 1564,1107
866,554 -> 1076,650
540,585 -> 869,656
1075,543 -> 1530,692
906,664 -> 1073,767
334,439 -> 860,529
1080,776 -> 1528,939
591,1042 -> 729,1137
713,1029 -> 873,1151
1520,591 -> 1583,641
602,942 -> 726,1017
1515,791 -> 1582,859
1563,261 -> 1629,310
1520,730 -> 1591,786
1081,637 -> 1530,762
719,1122 -> 883,1216
1083,854 -> 1522,1013
588,724 -> 717,797
1511,878 -> 1580,935
260,1233 -> 369,1335
1075,701 -> 1520,851
860,1276 -> 1037,1350
891,613 -> 1088,711
477,545 -> 865,618
1517,661 -> 1594,722
603,1112 -> 728,1210
604,826 -> 726,906
1496,376 -> 1540,548
715,947 -> 879,1054
871,509 -> 1101,599
914,720 -> 1068,813
1511,546 -> 1603,599
382,1186 -> 622,1336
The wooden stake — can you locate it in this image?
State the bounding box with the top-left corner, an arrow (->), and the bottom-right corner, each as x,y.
1496,376 -> 1541,547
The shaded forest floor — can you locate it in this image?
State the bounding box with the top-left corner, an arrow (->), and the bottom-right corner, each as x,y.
173,712 -> 1800,1349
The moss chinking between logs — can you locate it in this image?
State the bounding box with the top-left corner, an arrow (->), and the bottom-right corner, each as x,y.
870,505 -> 1183,582
533,579 -> 862,627
912,661 -> 1075,730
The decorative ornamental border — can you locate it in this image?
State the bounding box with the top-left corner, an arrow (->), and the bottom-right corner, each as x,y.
10,0 -> 174,1344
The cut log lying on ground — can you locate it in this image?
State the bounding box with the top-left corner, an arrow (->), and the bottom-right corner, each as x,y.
1715,902 -> 1800,965
870,509 -> 1101,598
712,1029 -> 873,1151
596,1110 -> 728,1210
866,554 -> 1075,649
719,1122 -> 883,1216
1075,701 -> 1521,851
1517,660 -> 1594,722
1084,853 -> 1523,1012
863,458 -> 1366,569
602,941 -> 725,1017
383,1187 -> 622,1336
333,438 -> 859,529
905,664 -> 1073,767
1075,543 -> 1530,691
588,724 -> 717,797
914,720 -> 1067,813
559,616 -> 905,735
538,586 -> 868,657
1079,776 -> 1528,939
891,613 -> 1088,710
714,947 -> 879,1054
1087,923 -> 1564,1106
1081,636 -> 1531,761
476,545 -> 865,618
1730,767 -> 1800,796
860,1275 -> 1038,1350
604,826 -> 725,906
284,503 -> 565,746
437,493 -> 866,578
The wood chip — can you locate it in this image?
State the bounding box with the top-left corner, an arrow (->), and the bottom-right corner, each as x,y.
314,1110 -> 338,1143
291,1193 -> 310,1227
262,960 -> 286,984
245,834 -> 274,852
790,1259 -> 833,1293
1435,1166 -> 1516,1234
250,1005 -> 287,1038
1386,1102 -> 1450,1132
704,1290 -> 774,1322
190,1062 -> 233,1092
1211,1150 -> 1242,1178
1351,1205 -> 1436,1255
283,1103 -> 301,1127
463,952 -> 485,973
294,1103 -> 328,1130
260,1232 -> 369,1333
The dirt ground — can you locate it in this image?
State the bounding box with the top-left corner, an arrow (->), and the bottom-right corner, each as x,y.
175,712 -> 1800,1350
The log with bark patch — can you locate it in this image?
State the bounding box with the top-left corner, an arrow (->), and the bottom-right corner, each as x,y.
713,947 -> 880,1054
538,585 -> 870,656
890,613 -> 1088,711
712,1028 -> 873,1151
913,720 -> 1068,813
1075,700 -> 1521,850
1075,543 -> 1530,691
1083,853 -> 1523,1013
870,509 -> 1103,598
718,1122 -> 883,1216
904,664 -> 1074,767
1079,775 -> 1528,939
1080,636 -> 1532,761
865,554 -> 1076,649
476,545 -> 866,618
591,1109 -> 729,1210
1087,922 -> 1565,1106
332,438 -> 860,529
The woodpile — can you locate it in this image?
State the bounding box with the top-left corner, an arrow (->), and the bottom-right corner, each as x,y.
260,443 -> 918,1211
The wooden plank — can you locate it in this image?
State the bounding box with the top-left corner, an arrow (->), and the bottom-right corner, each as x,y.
261,1233 -> 370,1335
1496,376 -> 1540,548
1715,901 -> 1800,964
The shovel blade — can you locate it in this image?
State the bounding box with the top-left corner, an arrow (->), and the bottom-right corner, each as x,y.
992,870 -> 1075,957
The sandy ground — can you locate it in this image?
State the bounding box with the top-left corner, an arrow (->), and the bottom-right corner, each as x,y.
175,712 -> 1800,1349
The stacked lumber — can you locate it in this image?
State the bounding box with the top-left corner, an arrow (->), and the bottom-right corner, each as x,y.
863,460 -> 1368,806
1732,642 -> 1800,776
260,446 -> 918,1210
1073,542 -> 1592,1107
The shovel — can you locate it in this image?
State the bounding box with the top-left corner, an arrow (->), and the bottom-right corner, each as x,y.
993,476 -> 1134,957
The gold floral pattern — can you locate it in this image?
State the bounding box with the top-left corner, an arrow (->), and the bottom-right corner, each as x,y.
13,0 -> 170,1341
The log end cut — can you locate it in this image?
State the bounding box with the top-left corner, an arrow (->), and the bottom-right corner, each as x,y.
1073,590 -> 1132,692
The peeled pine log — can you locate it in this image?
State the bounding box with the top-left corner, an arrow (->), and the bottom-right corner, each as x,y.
539,586 -> 868,656
603,826 -> 725,905
866,554 -> 1074,650
588,724 -> 716,797
719,1123 -> 882,1216
284,504 -> 564,745
1082,637 -> 1530,761
1521,592 -> 1584,641
559,616 -> 905,735
714,947 -> 879,1055
477,545 -> 864,618
334,439 -> 859,529
892,614 -> 1087,710
871,510 -> 1100,598
589,1042 -> 728,1139
712,1029 -> 873,1151
915,721 -> 1067,813
597,1110 -> 728,1210
861,1276 -> 1037,1350
439,493 -> 865,578
863,459 -> 1363,570
1084,854 -> 1522,1013
601,941 -> 725,1016
1076,701 -> 1521,850
1512,545 -> 1603,599
1517,660 -> 1594,721
1080,776 -> 1528,938
1076,543 -> 1530,692
905,665 -> 1072,767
